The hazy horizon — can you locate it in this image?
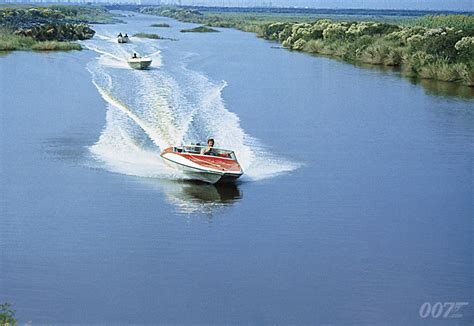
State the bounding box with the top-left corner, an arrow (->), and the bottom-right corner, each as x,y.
177,0 -> 473,11
0,0 -> 473,11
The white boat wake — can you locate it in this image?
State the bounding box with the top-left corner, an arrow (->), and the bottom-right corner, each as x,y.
83,31 -> 299,185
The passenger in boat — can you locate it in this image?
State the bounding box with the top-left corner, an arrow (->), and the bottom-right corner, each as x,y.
124,33 -> 128,38
200,138 -> 215,155
132,52 -> 138,59
118,33 -> 123,37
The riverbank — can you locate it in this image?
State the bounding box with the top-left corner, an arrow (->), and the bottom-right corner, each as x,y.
0,6 -> 118,51
0,27 -> 83,51
134,6 -> 474,86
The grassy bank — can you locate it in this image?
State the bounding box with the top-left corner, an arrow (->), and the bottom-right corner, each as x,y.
138,7 -> 474,86
133,32 -> 162,39
150,22 -> 170,27
0,5 -> 119,51
0,27 -> 81,51
133,32 -> 177,41
0,5 -> 120,26
180,25 -> 218,33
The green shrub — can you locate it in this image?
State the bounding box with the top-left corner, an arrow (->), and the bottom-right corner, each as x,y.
293,38 -> 307,51
0,303 -> 16,325
419,28 -> 467,62
261,22 -> 287,39
322,23 -> 349,41
455,36 -> 474,61
455,62 -> 474,85
303,39 -> 325,53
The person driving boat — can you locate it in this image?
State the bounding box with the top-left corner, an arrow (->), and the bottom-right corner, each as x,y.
200,138 -> 215,155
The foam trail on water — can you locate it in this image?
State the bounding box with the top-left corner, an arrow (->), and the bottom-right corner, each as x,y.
84,33 -> 298,183
89,104 -> 184,180
83,43 -> 127,62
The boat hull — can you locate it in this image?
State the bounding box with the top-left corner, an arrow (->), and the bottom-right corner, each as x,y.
161,150 -> 243,184
127,58 -> 152,70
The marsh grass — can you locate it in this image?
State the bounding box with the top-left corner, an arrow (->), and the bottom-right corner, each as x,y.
0,28 -> 35,50
133,32 -> 162,39
303,39 -> 325,53
0,28 -> 81,51
0,5 -> 122,24
180,26 -> 219,33
415,15 -> 474,30
32,40 -> 81,51
457,64 -> 474,86
150,23 -> 170,27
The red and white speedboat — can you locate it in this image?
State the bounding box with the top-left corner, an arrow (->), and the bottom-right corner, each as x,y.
160,145 -> 244,184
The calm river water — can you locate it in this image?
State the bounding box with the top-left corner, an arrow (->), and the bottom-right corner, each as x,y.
0,12 -> 472,325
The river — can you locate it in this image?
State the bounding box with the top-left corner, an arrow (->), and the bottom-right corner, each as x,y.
0,12 -> 472,324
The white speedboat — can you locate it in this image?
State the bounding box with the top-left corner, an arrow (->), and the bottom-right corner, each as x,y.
160,145 -> 243,184
127,56 -> 152,70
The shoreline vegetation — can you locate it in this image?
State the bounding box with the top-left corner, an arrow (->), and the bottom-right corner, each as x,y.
0,302 -> 16,325
137,6 -> 474,86
0,6 -> 119,51
133,32 -> 162,39
133,32 -> 177,41
150,22 -> 170,27
180,25 -> 219,33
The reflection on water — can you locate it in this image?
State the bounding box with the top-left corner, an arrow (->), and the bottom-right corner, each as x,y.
140,178 -> 243,216
124,177 -> 243,218
178,180 -> 242,203
414,78 -> 474,99
352,61 -> 474,99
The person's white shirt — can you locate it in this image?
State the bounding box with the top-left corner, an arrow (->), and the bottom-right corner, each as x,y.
200,146 -> 212,155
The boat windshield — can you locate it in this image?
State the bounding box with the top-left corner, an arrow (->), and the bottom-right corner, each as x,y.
176,145 -> 236,160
